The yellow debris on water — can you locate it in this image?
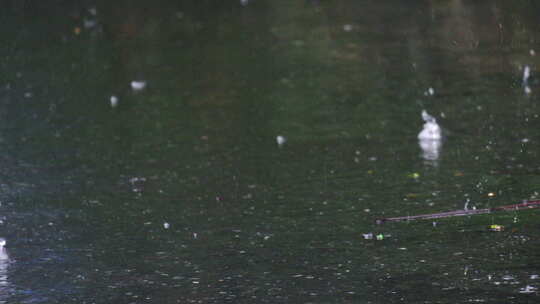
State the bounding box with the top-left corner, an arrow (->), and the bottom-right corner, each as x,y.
408,172 -> 420,179
489,224 -> 504,232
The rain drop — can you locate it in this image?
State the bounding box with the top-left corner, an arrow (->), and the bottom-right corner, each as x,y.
276,135 -> 286,146
110,95 -> 119,108
131,81 -> 147,91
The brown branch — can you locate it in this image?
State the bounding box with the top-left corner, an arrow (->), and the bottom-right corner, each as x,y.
376,200 -> 540,224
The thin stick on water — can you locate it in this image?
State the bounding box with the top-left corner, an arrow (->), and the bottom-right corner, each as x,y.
376,200 -> 540,224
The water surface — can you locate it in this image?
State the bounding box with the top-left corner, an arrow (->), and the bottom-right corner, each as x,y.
1,1 -> 540,303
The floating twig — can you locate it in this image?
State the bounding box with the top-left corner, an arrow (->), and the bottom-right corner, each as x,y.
376,200 -> 540,224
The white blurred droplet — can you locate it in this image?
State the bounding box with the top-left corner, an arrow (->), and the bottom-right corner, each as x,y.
193,232 -> 198,239
110,95 -> 119,108
240,0 -> 249,6
343,24 -> 353,32
502,274 -> 514,281
83,18 -> 97,29
276,135 -> 286,146
131,81 -> 147,91
423,87 -> 434,96
0,238 -> 5,247
163,222 -> 170,229
530,49 -> 536,56
524,85 -> 531,95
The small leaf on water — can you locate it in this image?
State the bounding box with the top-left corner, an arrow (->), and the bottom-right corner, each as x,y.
408,172 -> 420,179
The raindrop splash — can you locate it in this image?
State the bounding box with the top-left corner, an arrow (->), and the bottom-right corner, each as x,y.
418,110 -> 441,140
418,110 -> 443,161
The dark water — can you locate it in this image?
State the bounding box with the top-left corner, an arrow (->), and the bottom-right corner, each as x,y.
1,0 -> 540,303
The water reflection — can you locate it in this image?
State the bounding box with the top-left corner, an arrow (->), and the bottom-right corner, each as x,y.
419,138 -> 442,162
0,238 -> 10,304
